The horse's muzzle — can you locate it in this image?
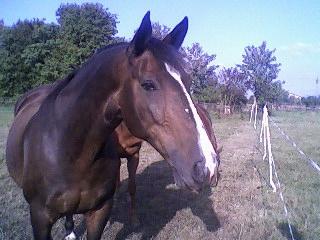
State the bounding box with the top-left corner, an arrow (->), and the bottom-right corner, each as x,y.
192,160 -> 219,188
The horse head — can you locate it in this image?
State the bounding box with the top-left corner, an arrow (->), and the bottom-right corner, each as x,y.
118,12 -> 219,191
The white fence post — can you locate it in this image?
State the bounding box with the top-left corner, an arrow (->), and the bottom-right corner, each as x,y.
255,105 -> 295,240
260,105 -> 276,192
250,96 -> 258,129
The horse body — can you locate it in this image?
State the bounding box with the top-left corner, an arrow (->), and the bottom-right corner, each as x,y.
6,12 -> 219,239
7,83 -> 55,186
7,46 -> 126,239
14,82 -> 221,232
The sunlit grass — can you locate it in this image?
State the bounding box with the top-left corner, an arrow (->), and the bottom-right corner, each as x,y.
0,106 -> 13,161
211,113 -> 247,142
255,110 -> 320,239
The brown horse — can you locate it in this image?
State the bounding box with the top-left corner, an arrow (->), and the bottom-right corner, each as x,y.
6,12 -> 219,239
15,85 -> 222,232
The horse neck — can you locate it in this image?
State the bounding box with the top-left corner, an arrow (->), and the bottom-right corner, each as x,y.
33,47 -> 128,166
36,47 -> 127,151
55,47 -> 127,121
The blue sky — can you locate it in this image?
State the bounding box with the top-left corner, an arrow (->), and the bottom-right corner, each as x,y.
1,0 -> 320,96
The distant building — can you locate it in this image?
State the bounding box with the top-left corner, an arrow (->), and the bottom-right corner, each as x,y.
288,93 -> 302,101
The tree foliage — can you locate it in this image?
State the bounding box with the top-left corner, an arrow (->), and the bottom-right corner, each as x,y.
56,3 -> 118,64
302,95 -> 320,107
0,3 -> 117,97
182,43 -> 218,98
218,67 -> 247,107
1,6 -> 292,112
0,19 -> 56,96
151,22 -> 171,39
239,41 -> 281,106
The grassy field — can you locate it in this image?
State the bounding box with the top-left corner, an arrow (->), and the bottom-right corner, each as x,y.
267,111 -> 320,239
0,106 -> 319,239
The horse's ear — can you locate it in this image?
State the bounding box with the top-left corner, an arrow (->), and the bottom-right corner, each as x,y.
127,11 -> 152,57
163,17 -> 188,49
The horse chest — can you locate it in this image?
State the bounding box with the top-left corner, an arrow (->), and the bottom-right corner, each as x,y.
47,157 -> 119,214
77,185 -> 111,212
48,177 -> 115,214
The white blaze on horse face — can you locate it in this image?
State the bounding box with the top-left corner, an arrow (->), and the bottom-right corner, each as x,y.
164,63 -> 217,179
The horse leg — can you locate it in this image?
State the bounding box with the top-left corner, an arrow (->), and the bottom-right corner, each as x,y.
64,215 -> 76,240
29,204 -> 56,240
84,198 -> 113,240
116,163 -> 121,190
127,153 -> 140,226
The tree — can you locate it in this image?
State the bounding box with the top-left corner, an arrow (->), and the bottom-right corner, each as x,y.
0,3 -> 119,97
239,41 -> 281,106
194,86 -> 221,103
0,19 -> 54,97
218,67 -> 247,110
0,21 -> 7,97
267,80 -> 289,104
302,95 -> 320,108
56,3 -> 118,66
152,22 -> 170,39
182,43 -> 218,99
21,23 -> 61,86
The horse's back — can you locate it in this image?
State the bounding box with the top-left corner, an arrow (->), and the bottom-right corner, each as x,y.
14,84 -> 53,115
6,88 -> 50,186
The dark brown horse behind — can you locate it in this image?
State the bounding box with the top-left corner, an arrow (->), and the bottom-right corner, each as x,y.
6,12 -> 219,239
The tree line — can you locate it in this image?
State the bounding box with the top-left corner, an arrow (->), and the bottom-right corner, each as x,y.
1,2 -> 290,109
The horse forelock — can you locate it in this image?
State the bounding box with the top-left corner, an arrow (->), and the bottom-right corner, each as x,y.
147,38 -> 187,72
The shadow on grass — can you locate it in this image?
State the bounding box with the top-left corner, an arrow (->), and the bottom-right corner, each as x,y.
277,222 -> 303,240
109,160 -> 220,240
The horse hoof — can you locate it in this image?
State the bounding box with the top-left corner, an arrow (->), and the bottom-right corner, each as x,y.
65,231 -> 77,240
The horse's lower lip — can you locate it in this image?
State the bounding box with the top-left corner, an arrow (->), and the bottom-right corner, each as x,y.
172,168 -> 185,188
172,167 -> 203,192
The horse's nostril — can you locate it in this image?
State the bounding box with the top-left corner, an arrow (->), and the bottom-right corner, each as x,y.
192,161 -> 207,183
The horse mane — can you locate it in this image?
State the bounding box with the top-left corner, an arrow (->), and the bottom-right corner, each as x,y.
36,40 -> 186,107
14,84 -> 49,116
47,43 -> 127,97
35,69 -> 78,109
146,38 -> 191,89
95,39 -> 187,75
95,42 -> 128,54
148,38 -> 186,69
197,104 -> 213,126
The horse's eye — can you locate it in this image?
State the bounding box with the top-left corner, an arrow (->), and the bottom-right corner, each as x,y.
141,80 -> 157,91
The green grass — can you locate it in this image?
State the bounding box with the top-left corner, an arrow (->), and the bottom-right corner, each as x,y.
255,110 -> 320,240
211,113 -> 247,141
0,106 -> 13,160
0,106 -> 13,127
272,111 -> 320,165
